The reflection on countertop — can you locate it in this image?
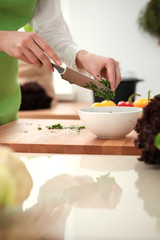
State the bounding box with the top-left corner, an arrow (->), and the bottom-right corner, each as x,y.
12,154 -> 160,239
26,172 -> 121,240
135,162 -> 160,234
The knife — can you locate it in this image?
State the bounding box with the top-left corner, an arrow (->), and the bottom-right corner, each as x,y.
52,63 -> 112,93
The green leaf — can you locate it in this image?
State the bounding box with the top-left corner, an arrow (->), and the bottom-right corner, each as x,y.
155,133 -> 160,150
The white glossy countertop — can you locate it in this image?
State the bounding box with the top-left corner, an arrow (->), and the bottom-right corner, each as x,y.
21,154 -> 160,240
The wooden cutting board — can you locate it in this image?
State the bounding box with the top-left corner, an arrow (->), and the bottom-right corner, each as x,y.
0,119 -> 141,155
18,102 -> 91,119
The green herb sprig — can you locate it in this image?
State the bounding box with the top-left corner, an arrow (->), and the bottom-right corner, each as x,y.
84,79 -> 115,100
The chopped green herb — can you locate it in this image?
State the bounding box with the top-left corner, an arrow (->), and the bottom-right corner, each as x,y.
46,124 -> 85,132
24,131 -> 28,133
46,123 -> 63,129
77,126 -> 85,130
37,127 -> 42,130
84,79 -> 115,100
99,79 -> 111,88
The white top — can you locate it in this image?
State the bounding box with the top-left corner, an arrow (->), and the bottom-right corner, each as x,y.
30,0 -> 81,69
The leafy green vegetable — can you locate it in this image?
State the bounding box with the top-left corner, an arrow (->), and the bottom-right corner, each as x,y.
155,133 -> 160,150
84,79 -> 115,100
154,94 -> 160,99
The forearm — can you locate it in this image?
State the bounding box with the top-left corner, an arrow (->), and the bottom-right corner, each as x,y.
30,0 -> 82,69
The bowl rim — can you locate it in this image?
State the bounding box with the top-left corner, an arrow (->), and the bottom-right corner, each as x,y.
78,106 -> 143,115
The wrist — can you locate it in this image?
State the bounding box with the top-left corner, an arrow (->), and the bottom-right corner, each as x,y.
76,50 -> 89,69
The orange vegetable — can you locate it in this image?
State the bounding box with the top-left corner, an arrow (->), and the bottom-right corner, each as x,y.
133,90 -> 152,108
91,100 -> 116,107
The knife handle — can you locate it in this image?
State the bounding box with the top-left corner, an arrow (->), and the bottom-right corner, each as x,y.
51,63 -> 66,74
43,51 -> 66,74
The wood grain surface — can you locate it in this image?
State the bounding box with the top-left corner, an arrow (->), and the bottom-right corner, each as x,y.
18,102 -> 91,119
0,119 -> 141,155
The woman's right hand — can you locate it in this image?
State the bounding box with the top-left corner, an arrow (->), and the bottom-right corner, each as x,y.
0,30 -> 61,72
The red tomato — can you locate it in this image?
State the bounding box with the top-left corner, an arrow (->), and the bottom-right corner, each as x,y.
117,101 -> 133,107
125,102 -> 133,107
117,101 -> 126,106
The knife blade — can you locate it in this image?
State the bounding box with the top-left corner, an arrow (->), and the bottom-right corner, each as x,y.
52,63 -> 112,93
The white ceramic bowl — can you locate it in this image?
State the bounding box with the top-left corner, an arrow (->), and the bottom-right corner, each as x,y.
78,106 -> 142,139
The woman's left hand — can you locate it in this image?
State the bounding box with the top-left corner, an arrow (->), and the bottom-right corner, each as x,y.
76,50 -> 121,91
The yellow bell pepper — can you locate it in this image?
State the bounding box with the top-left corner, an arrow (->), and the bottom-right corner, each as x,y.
91,100 -> 116,107
134,90 -> 152,108
100,100 -> 116,106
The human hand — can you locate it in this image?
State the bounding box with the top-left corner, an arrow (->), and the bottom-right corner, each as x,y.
76,50 -> 121,90
25,200 -> 64,239
0,31 -> 61,72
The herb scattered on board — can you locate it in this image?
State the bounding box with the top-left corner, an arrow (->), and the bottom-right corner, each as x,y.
46,123 -> 85,132
37,127 -> 42,130
83,79 -> 115,100
46,123 -> 63,129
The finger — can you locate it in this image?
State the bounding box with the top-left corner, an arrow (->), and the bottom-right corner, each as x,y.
100,67 -> 107,79
37,206 -> 64,237
94,73 -> 102,81
88,66 -> 102,81
23,47 -> 42,68
33,34 -> 61,65
34,199 -> 58,231
25,202 -> 44,221
19,54 -> 32,64
115,61 -> 121,89
106,60 -> 116,91
27,39 -> 54,72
